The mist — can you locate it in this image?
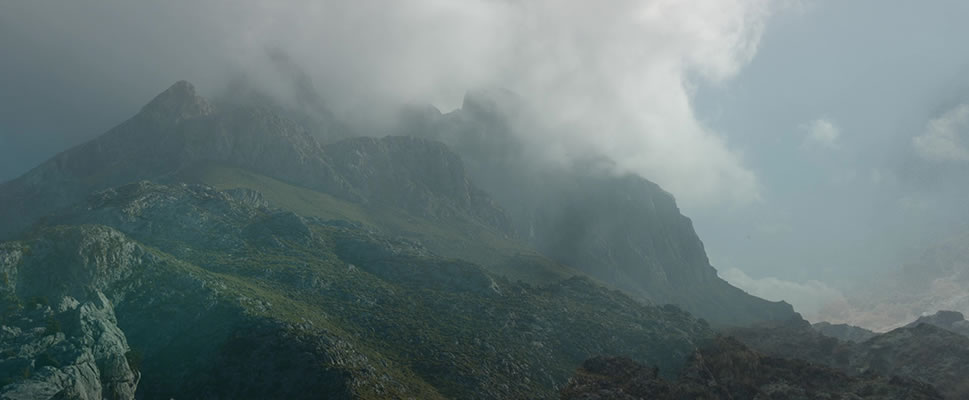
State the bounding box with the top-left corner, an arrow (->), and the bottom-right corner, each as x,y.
3,0 -> 969,329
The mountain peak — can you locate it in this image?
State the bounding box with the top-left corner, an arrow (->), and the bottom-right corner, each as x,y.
461,88 -> 522,117
140,80 -> 213,122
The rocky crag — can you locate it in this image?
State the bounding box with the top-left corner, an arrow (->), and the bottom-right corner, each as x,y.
560,337 -> 943,400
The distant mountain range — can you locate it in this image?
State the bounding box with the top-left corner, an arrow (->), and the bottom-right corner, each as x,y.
816,228 -> 969,332
727,311 -> 969,399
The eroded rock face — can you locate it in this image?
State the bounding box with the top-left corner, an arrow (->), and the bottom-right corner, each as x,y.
0,227 -> 145,400
560,338 -> 944,400
324,136 -> 511,232
0,291 -> 138,400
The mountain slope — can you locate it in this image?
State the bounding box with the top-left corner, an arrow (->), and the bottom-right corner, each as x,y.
173,163 -> 578,285
1,181 -> 715,398
0,81 -> 345,240
393,91 -> 795,325
0,82 -> 508,242
906,311 -> 969,337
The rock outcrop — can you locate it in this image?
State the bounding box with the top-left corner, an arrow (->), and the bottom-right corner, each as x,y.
560,337 -> 943,400
0,291 -> 138,400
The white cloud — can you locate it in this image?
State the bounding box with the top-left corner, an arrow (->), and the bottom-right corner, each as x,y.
913,103 -> 969,162
8,0 -> 783,208
801,118 -> 840,149
720,267 -> 845,317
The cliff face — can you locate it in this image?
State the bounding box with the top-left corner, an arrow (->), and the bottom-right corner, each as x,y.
0,289 -> 139,400
394,92 -> 795,326
324,136 -> 511,232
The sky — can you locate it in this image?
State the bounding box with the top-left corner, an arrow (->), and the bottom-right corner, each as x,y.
2,0 -> 969,319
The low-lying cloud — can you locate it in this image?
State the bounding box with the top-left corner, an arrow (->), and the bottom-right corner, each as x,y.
2,0 -> 785,208
720,267 -> 845,318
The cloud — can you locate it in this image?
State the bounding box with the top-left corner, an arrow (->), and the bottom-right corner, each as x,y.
913,103 -> 969,162
801,118 -> 840,149
1,0 -> 782,209
720,267 -> 845,317
816,275 -> 969,332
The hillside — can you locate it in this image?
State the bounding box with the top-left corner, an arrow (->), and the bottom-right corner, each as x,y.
394,90 -> 795,325
0,81 -> 810,398
1,181 -> 714,399
0,81 -> 793,325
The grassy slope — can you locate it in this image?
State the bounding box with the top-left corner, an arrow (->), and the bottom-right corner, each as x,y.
176,163 -> 580,285
4,180 -> 714,398
144,224 -> 708,398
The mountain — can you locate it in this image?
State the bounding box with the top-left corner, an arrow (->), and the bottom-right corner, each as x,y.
0,82 -> 507,242
560,337 -> 943,400
817,229 -> 969,331
906,311 -> 969,338
0,81 -> 345,240
2,181 -> 713,399
727,316 -> 969,399
1,81 -> 792,326
393,91 -> 794,326
812,321 -> 877,342
0,81 -> 806,398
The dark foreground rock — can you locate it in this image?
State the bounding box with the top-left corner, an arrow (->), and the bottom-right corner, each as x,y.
730,316 -> 969,399
561,337 -> 944,400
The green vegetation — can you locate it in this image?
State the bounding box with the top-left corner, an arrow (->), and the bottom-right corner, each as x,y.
43,315 -> 61,336
34,352 -> 60,369
178,163 -> 581,285
2,179 -> 711,398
